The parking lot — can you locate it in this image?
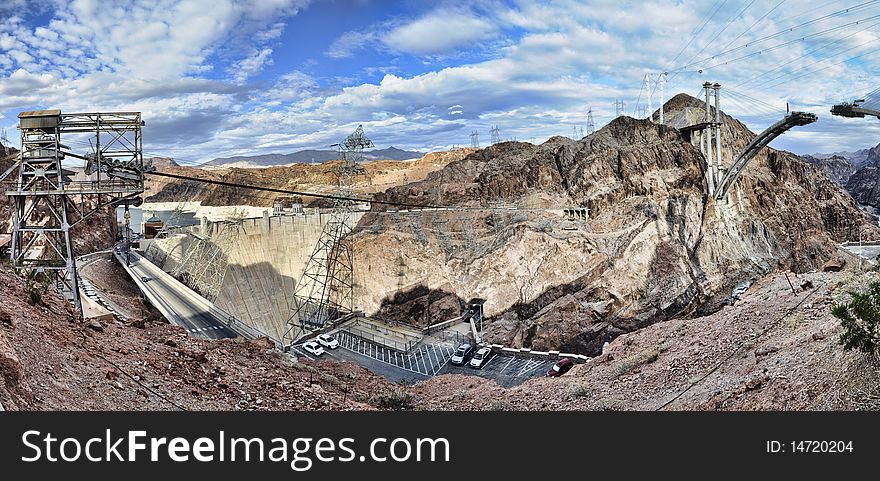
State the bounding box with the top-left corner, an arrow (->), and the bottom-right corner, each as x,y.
336,330 -> 456,376
297,331 -> 560,386
442,352 -> 557,387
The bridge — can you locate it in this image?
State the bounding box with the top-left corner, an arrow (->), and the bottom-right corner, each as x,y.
675,82 -> 817,201
713,111 -> 818,200
830,98 -> 880,119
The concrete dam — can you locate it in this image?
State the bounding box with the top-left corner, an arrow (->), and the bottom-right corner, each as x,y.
142,210 -> 365,341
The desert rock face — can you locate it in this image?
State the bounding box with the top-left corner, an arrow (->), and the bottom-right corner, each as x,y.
802,154 -> 855,185
352,93 -> 877,355
846,143 -> 880,207
145,149 -> 476,207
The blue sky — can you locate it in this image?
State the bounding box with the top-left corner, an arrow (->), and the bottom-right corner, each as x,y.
3,0 -> 880,164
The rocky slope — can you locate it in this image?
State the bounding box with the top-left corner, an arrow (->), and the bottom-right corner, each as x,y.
0,263 -> 399,411
204,146 -> 425,169
846,142 -> 880,208
350,93 -> 878,355
802,154 -> 855,185
410,269 -> 880,411
146,149 -> 474,207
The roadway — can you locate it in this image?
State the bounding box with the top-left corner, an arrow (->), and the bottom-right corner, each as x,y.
114,248 -> 237,340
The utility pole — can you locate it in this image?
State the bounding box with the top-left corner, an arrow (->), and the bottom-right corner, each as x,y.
586,107 -> 595,134
659,72 -> 666,125
283,125 -> 372,348
704,82 -> 715,196
490,125 -> 500,144
713,82 -> 722,184
470,130 -> 480,148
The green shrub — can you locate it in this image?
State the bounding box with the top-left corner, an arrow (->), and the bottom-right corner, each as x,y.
613,348 -> 660,377
831,281 -> 880,356
376,390 -> 414,410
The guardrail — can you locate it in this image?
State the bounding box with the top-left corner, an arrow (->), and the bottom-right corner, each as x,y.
113,250 -> 275,345
485,344 -> 591,363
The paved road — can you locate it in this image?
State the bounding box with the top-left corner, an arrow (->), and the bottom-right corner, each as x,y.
115,249 -> 237,340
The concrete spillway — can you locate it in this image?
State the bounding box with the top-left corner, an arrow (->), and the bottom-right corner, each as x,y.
143,211 -> 365,341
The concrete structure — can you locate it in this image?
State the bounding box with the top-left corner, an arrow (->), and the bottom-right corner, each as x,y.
142,210 -> 365,342
116,249 -> 241,340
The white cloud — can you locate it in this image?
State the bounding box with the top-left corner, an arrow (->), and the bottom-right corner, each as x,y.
231,47 -> 274,82
325,30 -> 377,59
4,0 -> 880,158
383,10 -> 498,55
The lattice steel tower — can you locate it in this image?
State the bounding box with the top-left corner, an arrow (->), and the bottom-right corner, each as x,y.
6,110 -> 145,312
470,130 -> 480,148
283,125 -> 372,348
490,125 -> 501,144
586,107 -> 595,134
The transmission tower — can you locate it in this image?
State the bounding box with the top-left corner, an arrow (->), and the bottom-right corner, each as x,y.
586,107 -> 595,134
173,214 -> 243,303
470,130 -> 480,148
283,125 -> 372,347
7,111 -> 145,312
0,128 -> 8,148
490,125 -> 501,144
614,100 -> 625,117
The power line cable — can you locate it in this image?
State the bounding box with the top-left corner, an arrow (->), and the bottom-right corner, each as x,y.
670,0 -> 880,72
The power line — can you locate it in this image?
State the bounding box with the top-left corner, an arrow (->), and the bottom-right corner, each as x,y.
670,0 -> 880,72
732,16 -> 880,88
146,170 -> 446,210
666,0 -> 729,68
718,0 -> 787,53
679,0 -> 759,75
690,12 -> 880,74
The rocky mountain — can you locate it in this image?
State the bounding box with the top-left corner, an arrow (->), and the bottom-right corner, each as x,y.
801,154 -> 855,185
809,148 -> 871,167
203,146 -> 425,169
844,142 -> 880,207
350,93 -> 877,356
146,149 -> 474,207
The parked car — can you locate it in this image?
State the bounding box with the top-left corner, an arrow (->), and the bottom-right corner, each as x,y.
449,343 -> 473,365
546,358 -> 574,377
302,341 -> 325,357
316,333 -> 339,349
469,347 -> 492,369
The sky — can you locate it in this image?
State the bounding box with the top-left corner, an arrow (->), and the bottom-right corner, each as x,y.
3,0 -> 880,165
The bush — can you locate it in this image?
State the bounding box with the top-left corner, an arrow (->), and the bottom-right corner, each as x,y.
613,348 -> 660,377
25,271 -> 49,306
567,382 -> 592,399
831,281 -> 880,356
376,390 -> 414,410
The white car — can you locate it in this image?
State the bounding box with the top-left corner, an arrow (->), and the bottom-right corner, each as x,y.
469,347 -> 492,369
316,334 -> 339,349
301,341 -> 325,357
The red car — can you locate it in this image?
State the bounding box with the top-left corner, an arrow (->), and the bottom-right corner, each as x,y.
546,358 -> 574,377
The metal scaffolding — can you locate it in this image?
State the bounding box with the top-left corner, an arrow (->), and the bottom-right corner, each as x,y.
283,125 -> 372,347
6,110 -> 145,311
174,216 -> 243,303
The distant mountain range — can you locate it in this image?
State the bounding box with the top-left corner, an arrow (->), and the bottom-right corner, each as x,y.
202,146 -> 425,169
805,148 -> 872,167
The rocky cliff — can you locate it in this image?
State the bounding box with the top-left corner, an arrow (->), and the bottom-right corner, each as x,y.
846,142 -> 880,207
802,154 -> 855,185
146,149 -> 475,207
351,93 -> 877,355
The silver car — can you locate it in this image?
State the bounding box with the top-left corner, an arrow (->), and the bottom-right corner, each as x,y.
450,343 -> 473,365
469,347 -> 492,369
